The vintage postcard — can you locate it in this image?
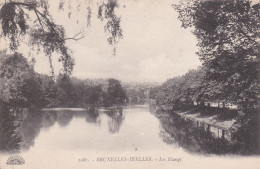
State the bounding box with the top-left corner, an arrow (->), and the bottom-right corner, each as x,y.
0,0 -> 259,169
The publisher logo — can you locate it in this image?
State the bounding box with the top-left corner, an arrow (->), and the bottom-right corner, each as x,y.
6,156 -> 25,165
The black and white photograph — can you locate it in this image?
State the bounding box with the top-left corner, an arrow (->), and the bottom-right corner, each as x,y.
0,0 -> 259,168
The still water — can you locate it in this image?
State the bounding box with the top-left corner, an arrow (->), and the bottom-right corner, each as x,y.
15,105 -> 184,153
0,105 -> 259,169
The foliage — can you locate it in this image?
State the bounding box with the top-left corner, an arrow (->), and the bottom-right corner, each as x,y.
232,110 -> 259,154
153,66 -> 246,112
150,0 -> 260,148
126,88 -> 145,104
173,0 -> 260,111
103,78 -> 127,107
154,68 -> 207,111
0,0 -> 123,75
55,74 -> 75,107
0,1 -> 74,75
37,73 -> 58,107
86,85 -> 103,105
0,51 -> 41,108
40,75 -> 127,108
98,0 -> 123,48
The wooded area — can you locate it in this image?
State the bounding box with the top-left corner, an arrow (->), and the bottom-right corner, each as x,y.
150,0 -> 259,153
0,0 -> 259,155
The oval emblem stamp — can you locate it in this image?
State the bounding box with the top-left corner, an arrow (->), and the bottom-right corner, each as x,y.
6,156 -> 25,165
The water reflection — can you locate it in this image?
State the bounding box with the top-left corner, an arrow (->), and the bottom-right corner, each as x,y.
85,107 -> 101,125
105,108 -> 125,134
18,111 -> 44,150
0,107 -> 22,153
42,111 -> 57,128
154,111 -> 244,155
0,107 -> 127,153
0,104 -> 247,155
57,111 -> 74,127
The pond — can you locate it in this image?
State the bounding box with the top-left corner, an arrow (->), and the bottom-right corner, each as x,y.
0,105 -> 258,169
1,105 -> 182,153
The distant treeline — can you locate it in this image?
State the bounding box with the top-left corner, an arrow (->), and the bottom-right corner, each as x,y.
0,51 -> 148,110
150,66 -> 258,114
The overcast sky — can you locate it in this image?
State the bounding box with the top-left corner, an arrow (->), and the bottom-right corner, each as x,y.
2,0 -> 201,83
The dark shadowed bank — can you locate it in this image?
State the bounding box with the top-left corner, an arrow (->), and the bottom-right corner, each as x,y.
150,101 -> 259,155
149,68 -> 259,155
147,0 -> 260,155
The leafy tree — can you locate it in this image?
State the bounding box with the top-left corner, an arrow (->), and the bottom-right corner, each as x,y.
0,51 -> 40,108
55,74 -> 75,107
153,67 -> 230,111
104,78 -> 127,107
70,77 -> 86,106
86,85 -> 102,106
37,73 -> 58,107
0,0 -> 123,75
174,0 -> 260,112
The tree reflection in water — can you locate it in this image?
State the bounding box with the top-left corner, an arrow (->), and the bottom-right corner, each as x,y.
0,107 -> 104,153
0,106 -> 22,153
105,108 -> 125,134
85,107 -> 101,125
18,110 -> 44,150
57,111 -> 74,127
155,111 -> 245,155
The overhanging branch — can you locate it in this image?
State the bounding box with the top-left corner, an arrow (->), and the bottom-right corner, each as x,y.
2,2 -> 85,42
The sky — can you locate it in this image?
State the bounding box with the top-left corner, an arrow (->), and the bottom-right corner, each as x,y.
1,0 -> 201,83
